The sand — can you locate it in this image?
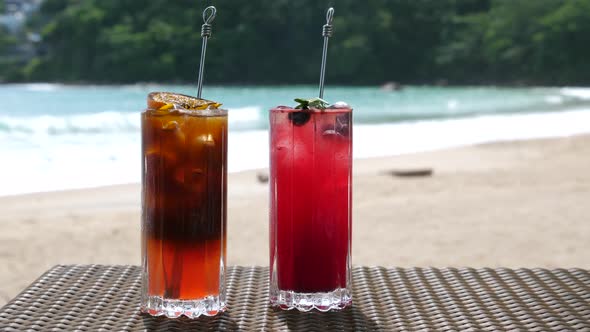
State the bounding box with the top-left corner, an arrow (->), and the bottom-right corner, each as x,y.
1,135 -> 589,305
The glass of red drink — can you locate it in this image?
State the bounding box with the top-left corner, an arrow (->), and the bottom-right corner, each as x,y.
141,92 -> 227,318
269,103 -> 353,311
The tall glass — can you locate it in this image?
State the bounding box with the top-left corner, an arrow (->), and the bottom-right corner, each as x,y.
269,105 -> 353,311
140,93 -> 227,318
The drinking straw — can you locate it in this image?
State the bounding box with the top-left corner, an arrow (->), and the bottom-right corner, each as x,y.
197,6 -> 217,99
318,8 -> 334,99
163,5 -> 218,298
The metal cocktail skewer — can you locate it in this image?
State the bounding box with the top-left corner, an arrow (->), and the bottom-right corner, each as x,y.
197,6 -> 217,99
318,7 -> 334,99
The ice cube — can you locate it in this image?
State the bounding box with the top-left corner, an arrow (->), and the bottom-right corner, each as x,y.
162,121 -> 179,131
335,114 -> 351,137
144,151 -> 179,183
322,129 -> 342,137
321,113 -> 350,138
330,101 -> 349,109
196,134 -> 215,146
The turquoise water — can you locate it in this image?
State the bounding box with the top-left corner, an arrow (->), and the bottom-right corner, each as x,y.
1,84 -> 589,131
1,84 -> 590,195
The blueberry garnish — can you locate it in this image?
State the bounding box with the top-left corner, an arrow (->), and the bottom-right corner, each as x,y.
288,111 -> 311,126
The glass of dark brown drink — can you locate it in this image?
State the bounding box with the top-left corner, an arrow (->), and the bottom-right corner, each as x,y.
141,92 -> 227,318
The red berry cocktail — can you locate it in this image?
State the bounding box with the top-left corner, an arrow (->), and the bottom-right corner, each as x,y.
269,102 -> 352,311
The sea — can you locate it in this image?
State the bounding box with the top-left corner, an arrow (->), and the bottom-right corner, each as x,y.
1,83 -> 590,196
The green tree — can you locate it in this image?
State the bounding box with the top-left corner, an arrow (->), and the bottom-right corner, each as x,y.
436,0 -> 590,84
13,0 -> 590,85
0,26 -> 19,81
534,0 -> 590,84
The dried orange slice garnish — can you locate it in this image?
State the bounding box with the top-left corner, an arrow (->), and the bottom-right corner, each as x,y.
147,92 -> 222,111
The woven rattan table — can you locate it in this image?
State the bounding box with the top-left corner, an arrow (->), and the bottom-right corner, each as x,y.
0,265 -> 588,331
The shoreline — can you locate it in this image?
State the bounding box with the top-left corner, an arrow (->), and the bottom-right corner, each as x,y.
3,85 -> 590,196
1,134 -> 589,305
4,112 -> 590,198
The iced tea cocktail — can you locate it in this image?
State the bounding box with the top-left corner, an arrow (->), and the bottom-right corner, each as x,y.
141,92 -> 227,318
269,104 -> 352,311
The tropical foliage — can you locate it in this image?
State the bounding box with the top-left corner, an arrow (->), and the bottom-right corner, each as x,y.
3,0 -> 590,85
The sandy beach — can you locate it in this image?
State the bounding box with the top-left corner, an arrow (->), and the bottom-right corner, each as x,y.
1,134 -> 589,306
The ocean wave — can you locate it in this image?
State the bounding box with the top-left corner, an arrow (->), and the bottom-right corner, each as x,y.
226,106 -> 263,130
3,86 -> 590,137
354,108 -> 590,158
544,95 -> 563,104
23,83 -> 64,92
1,109 -> 590,196
561,87 -> 590,100
0,106 -> 264,135
0,111 -> 140,135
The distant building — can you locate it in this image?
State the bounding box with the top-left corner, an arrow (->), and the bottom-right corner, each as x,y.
0,0 -> 43,34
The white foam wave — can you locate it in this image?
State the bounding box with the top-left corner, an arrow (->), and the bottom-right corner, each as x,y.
354,109 -> 590,158
0,106 -> 263,135
23,83 -> 63,92
228,106 -> 261,123
227,106 -> 263,130
544,95 -> 563,104
1,109 -> 590,196
227,109 -> 590,172
560,87 -> 590,100
0,111 -> 139,135
446,99 -> 459,110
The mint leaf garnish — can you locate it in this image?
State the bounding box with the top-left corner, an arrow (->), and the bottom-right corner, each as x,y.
294,97 -> 329,110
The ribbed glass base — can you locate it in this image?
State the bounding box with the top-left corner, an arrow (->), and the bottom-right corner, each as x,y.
141,295 -> 226,318
270,288 -> 352,312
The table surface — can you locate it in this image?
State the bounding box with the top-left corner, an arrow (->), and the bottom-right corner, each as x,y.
0,265 -> 588,331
